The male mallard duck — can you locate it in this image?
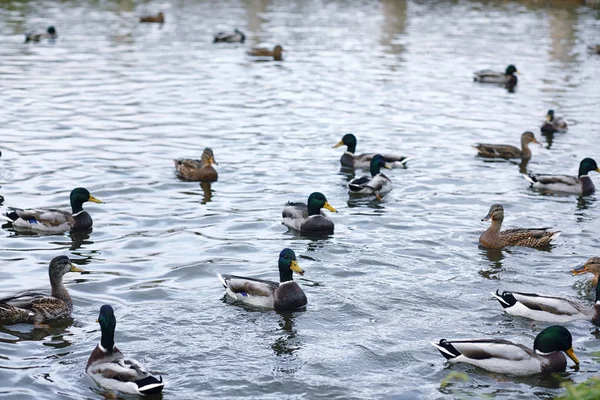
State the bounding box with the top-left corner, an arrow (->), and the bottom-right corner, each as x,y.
492,285 -> 600,324
479,204 -> 560,249
140,12 -> 164,23
282,192 -> 337,234
0,256 -> 83,324
524,158 -> 600,196
173,148 -> 218,182
3,188 -> 103,233
541,110 -> 567,134
218,248 -> 307,311
431,325 -> 579,375
474,131 -> 540,160
348,154 -> 392,200
572,257 -> 600,286
333,133 -> 411,169
473,64 -> 518,87
24,26 -> 57,43
86,305 -> 165,396
214,29 -> 245,43
247,45 -> 283,61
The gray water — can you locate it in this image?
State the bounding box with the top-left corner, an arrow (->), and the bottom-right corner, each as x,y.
1,0 -> 600,399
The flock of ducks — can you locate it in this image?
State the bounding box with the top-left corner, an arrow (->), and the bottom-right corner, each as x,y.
3,14 -> 600,397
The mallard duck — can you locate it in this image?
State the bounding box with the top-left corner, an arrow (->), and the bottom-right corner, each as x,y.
214,29 -> 245,43
348,154 -> 392,200
492,285 -> 600,324
474,131 -> 540,160
473,64 -> 518,87
282,192 -> 337,234
218,248 -> 307,311
86,305 -> 165,396
524,158 -> 600,196
0,256 -> 83,324
3,187 -> 103,233
140,12 -> 164,23
479,204 -> 560,249
431,325 -> 579,375
173,148 -> 218,182
571,257 -> 600,286
541,110 -> 567,134
24,26 -> 57,43
333,133 -> 411,169
247,45 -> 283,61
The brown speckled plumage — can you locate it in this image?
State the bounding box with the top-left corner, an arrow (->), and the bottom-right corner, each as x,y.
174,148 -> 218,182
475,132 -> 539,160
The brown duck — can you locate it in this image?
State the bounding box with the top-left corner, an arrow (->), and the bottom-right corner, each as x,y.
474,131 -> 540,160
140,12 -> 164,23
248,45 -> 283,61
571,257 -> 600,286
173,148 -> 218,182
479,204 -> 560,249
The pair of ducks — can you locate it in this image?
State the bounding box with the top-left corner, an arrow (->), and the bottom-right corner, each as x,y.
213,29 -> 284,61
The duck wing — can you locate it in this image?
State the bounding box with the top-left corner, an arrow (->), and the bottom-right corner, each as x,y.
475,144 -> 521,158
433,338 -> 532,361
494,290 -> 586,315
282,202 -> 308,219
218,274 -> 278,296
354,153 -> 410,168
473,70 -> 505,83
6,207 -> 73,229
348,175 -> 371,192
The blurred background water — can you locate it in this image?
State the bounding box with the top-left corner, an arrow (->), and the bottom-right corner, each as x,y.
0,0 -> 600,399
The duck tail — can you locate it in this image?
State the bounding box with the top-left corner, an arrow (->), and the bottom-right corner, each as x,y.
522,173 -> 535,185
431,339 -> 460,360
550,231 -> 561,242
217,273 -> 227,288
1,212 -> 16,223
491,290 -> 515,308
136,375 -> 164,395
398,156 -> 413,166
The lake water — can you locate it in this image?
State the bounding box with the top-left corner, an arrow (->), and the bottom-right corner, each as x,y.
1,0 -> 600,399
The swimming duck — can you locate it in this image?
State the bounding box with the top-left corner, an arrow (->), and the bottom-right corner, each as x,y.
473,64 -> 518,87
86,305 -> 165,396
24,26 -> 57,43
214,29 -> 245,43
173,148 -> 218,182
348,154 -> 392,200
524,158 -> 600,196
140,12 -> 164,23
247,45 -> 283,61
3,187 -> 103,233
0,256 -> 83,324
493,285 -> 600,324
218,248 -> 307,311
431,325 -> 579,375
333,133 -> 411,169
282,192 -> 337,234
541,110 -> 567,134
571,257 -> 600,286
479,204 -> 560,249
474,131 -> 540,160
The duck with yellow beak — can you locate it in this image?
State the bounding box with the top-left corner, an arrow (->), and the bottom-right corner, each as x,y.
282,192 -> 337,234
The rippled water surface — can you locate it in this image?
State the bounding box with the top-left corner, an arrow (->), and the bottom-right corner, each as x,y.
1,0 -> 600,399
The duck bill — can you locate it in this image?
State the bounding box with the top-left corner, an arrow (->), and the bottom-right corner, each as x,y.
332,140 -> 344,148
323,202 -> 337,213
210,157 -> 218,165
290,260 -> 304,276
70,264 -> 85,273
546,115 -> 552,122
481,213 -> 492,221
565,347 -> 580,365
596,168 -> 600,173
383,163 -> 392,169
571,265 -> 588,276
88,195 -> 103,203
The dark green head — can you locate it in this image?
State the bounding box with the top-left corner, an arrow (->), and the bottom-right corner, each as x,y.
278,248 -> 304,282
48,255 -> 83,283
307,192 -> 337,216
370,154 -> 390,176
47,26 -> 57,35
333,134 -> 357,153
70,187 -> 102,213
533,325 -> 579,365
578,158 -> 599,177
97,304 -> 117,351
547,110 -> 555,121
505,65 -> 518,75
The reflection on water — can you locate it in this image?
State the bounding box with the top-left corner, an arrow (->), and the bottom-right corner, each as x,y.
200,181 -> 213,204
271,312 -> 299,357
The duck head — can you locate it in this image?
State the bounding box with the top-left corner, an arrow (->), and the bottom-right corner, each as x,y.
333,133 -> 357,153
533,325 -> 579,365
278,248 -> 304,282
307,192 -> 337,216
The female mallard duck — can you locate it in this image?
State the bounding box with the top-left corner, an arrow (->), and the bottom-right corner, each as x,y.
0,256 -> 83,324
25,26 -> 57,43
479,204 -> 560,249
247,45 -> 283,61
173,148 -> 218,182
86,305 -> 165,396
473,64 -> 518,87
214,29 -> 245,43
333,133 -> 411,169
474,131 -> 540,160
140,12 -> 164,23
218,248 -> 307,311
541,110 -> 567,134
492,284 -> 600,324
282,192 -> 337,234
571,257 -> 600,286
431,325 -> 579,375
348,154 -> 392,200
3,187 -> 103,233
524,158 -> 600,196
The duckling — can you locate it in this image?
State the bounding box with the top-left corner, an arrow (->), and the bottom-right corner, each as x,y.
524,158 -> 600,196
282,192 -> 337,234
348,154 -> 392,200
3,187 -> 103,233
473,64 -> 518,87
0,256 -> 83,324
218,248 -> 307,311
214,29 -> 245,43
247,45 -> 283,61
333,133 -> 411,169
571,257 -> 600,286
431,325 -> 579,375
479,204 -> 560,249
173,148 -> 218,182
86,305 -> 165,396
541,110 -> 567,134
140,12 -> 164,23
474,131 -> 540,161
24,26 -> 57,43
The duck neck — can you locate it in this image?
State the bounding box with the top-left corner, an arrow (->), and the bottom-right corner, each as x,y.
279,268 -> 293,283
50,274 -> 72,307
346,142 -> 356,154
71,199 -> 84,214
307,203 -> 322,216
488,218 -> 503,233
370,163 -> 382,177
100,324 -> 115,352
521,140 -> 532,158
